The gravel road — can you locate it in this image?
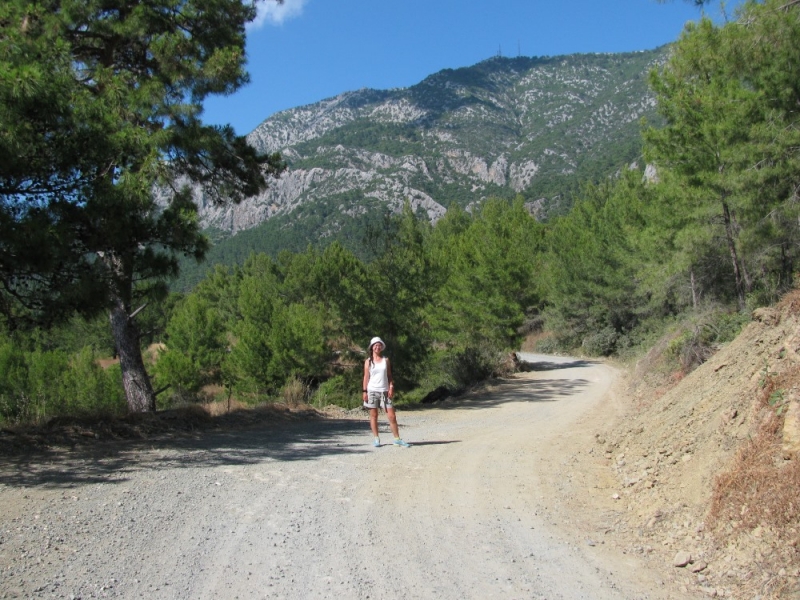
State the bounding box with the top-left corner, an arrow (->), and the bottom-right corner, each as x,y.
0,355 -> 675,599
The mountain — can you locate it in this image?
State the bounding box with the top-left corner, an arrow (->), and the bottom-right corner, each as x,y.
177,48 -> 667,288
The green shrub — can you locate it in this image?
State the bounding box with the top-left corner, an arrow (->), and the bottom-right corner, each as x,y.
0,345 -> 125,425
312,373 -> 361,409
581,327 -> 619,357
714,311 -> 751,344
97,364 -> 127,414
154,350 -> 200,406
153,292 -> 226,405
61,347 -> 126,415
666,309 -> 750,373
533,335 -> 562,355
442,345 -> 499,389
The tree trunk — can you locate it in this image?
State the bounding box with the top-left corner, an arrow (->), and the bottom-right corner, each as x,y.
721,199 -> 746,311
782,242 -> 791,288
101,251 -> 157,412
110,300 -> 156,412
729,208 -> 752,294
690,269 -> 698,310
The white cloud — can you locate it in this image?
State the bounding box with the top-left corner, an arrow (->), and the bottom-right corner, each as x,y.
249,0 -> 307,29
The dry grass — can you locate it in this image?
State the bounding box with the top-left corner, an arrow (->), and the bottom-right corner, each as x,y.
144,343 -> 166,363
0,399 -> 325,454
201,384 -> 225,397
281,377 -> 310,407
778,287 -> 800,316
96,357 -> 120,370
627,331 -> 687,411
96,344 -> 164,370
708,411 -> 800,532
200,397 -> 250,417
520,331 -> 549,352
707,366 -> 800,595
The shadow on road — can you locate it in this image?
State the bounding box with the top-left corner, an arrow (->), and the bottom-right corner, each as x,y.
518,359 -> 598,372
0,418 -> 372,489
411,374 -> 591,412
405,440 -> 462,447
0,357 -> 599,489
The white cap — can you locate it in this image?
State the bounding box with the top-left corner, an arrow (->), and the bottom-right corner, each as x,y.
368,337 -> 385,351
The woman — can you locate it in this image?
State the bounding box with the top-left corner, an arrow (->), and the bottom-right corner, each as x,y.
362,337 -> 411,448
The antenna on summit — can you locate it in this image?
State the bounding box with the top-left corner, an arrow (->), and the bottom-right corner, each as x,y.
497,44 -> 502,58
517,40 -> 521,57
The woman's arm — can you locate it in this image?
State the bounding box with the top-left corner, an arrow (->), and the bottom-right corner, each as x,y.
362,359 -> 370,401
387,358 -> 394,398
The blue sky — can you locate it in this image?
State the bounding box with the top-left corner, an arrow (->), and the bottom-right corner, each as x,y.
202,0 -> 739,136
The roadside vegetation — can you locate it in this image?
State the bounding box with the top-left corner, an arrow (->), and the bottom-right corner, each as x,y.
0,198 -> 542,422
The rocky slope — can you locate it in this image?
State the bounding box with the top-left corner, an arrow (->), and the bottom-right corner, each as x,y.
594,292 -> 800,598
196,49 -> 666,243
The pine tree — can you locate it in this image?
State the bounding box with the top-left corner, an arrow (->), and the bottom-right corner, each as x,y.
645,1 -> 800,309
428,198 -> 543,351
0,0 -> 285,411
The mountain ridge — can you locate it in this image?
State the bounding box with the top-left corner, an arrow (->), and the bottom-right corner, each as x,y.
202,47 -> 665,229
175,47 -> 668,288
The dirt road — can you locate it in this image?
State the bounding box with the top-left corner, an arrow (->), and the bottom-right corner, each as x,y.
0,355 -> 681,599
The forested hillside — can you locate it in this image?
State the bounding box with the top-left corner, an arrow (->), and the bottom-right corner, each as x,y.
173,48 -> 665,289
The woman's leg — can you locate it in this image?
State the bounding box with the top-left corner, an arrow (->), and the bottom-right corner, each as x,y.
369,408 -> 380,437
386,407 -> 400,439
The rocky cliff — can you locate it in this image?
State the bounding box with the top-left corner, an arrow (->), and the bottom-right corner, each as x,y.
195,48 -> 666,240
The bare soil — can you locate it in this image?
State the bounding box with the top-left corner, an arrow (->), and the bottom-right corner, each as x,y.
590,291 -> 800,600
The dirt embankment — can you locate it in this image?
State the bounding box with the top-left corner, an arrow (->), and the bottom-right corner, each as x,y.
588,291 -> 800,599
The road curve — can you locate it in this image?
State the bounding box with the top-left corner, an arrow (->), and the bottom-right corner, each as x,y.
0,355 -> 673,599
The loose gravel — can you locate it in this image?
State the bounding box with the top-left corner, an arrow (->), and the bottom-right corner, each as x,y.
1,357 -> 682,599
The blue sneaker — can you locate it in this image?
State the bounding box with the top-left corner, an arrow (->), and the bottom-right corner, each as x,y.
393,438 -> 411,448
372,438 -> 381,447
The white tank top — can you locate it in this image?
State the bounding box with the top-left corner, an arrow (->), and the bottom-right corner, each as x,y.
367,358 -> 389,392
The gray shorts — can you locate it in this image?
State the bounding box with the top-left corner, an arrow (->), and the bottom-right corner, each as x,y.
364,391 -> 393,410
